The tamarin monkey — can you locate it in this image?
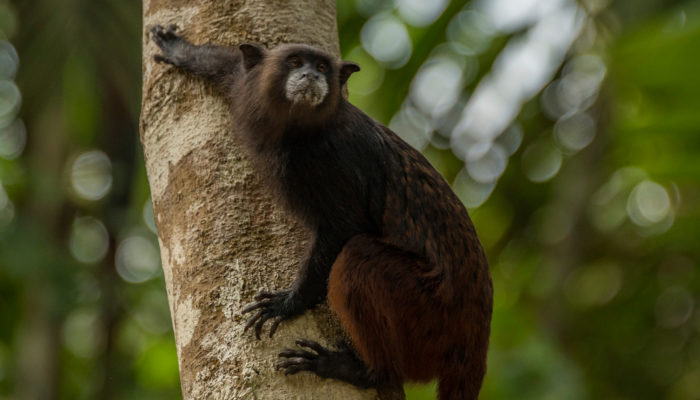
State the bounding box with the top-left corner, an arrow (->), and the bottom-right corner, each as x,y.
151,24 -> 493,400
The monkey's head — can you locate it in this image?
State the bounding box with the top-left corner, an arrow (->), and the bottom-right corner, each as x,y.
238,43 -> 360,123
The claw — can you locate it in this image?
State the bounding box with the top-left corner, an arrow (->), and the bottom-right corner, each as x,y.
243,310 -> 265,332
269,316 -> 284,338
241,299 -> 272,314
254,315 -> 268,340
254,291 -> 279,301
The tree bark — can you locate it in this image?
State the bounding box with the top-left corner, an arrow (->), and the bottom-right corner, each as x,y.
140,1 -> 403,399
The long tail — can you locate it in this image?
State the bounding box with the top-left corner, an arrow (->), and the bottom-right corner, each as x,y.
437,350 -> 487,400
438,370 -> 482,400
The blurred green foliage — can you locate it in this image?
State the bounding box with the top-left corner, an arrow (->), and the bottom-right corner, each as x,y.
0,0 -> 698,399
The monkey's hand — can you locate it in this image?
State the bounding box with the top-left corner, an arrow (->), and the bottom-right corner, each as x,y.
241,290 -> 305,340
150,24 -> 191,67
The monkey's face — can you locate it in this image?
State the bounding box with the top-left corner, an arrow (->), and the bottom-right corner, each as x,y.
240,43 -> 359,123
283,53 -> 331,107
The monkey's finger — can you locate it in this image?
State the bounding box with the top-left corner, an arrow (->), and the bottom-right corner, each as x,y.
254,315 -> 270,340
295,339 -> 327,355
162,28 -> 178,40
167,24 -> 178,34
151,32 -> 168,49
254,291 -> 281,301
151,25 -> 180,45
243,310 -> 265,332
154,55 -> 174,65
153,25 -> 171,39
241,300 -> 272,314
149,25 -> 163,38
277,359 -> 315,375
268,317 -> 284,338
278,349 -> 318,360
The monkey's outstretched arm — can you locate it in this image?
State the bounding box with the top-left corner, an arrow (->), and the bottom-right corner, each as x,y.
242,228 -> 344,339
150,25 -> 239,82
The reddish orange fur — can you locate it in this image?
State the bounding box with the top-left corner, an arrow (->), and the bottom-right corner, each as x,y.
329,235 -> 490,400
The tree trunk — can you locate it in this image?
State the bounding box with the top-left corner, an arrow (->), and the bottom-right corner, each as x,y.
140,1 -> 403,399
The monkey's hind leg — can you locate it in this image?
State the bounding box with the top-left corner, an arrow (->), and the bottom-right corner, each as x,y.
277,339 -> 387,389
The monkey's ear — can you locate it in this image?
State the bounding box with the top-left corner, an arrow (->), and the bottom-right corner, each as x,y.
239,43 -> 266,70
339,61 -> 360,85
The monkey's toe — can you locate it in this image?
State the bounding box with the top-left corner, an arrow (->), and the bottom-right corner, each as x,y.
277,340 -> 329,375
277,350 -> 320,375
295,339 -> 329,355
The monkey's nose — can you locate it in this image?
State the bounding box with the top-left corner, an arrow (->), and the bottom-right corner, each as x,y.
301,72 -> 320,81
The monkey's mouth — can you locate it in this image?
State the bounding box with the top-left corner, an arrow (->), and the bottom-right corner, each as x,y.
286,79 -> 329,107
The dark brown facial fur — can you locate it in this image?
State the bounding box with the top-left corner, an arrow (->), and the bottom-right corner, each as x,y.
244,44 -> 346,130
151,24 -> 492,400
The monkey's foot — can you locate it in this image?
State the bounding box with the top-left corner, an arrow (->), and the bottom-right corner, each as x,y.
278,339 -> 383,389
241,290 -> 303,339
150,24 -> 187,66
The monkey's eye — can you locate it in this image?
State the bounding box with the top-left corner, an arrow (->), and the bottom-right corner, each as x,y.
316,62 -> 327,73
288,56 -> 303,68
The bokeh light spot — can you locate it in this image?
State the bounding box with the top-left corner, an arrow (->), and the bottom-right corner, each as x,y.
558,55 -> 606,112
62,308 -> 103,359
627,180 -> 671,227
453,168 -> 496,208
389,103 -> 432,150
361,13 -> 412,68
354,0 -> 394,17
590,167 -> 647,232
116,236 -> 160,284
143,199 -> 158,234
0,182 -> 13,228
69,216 -> 109,264
0,118 -> 25,159
565,261 -> 622,308
655,287 -> 694,328
522,140 -> 562,182
467,143 -> 507,183
497,124 -> 523,156
411,57 -> 463,118
447,10 -> 495,55
0,80 -> 21,128
397,0 -> 449,27
554,112 -> 595,152
0,41 -> 18,80
71,150 -> 113,201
